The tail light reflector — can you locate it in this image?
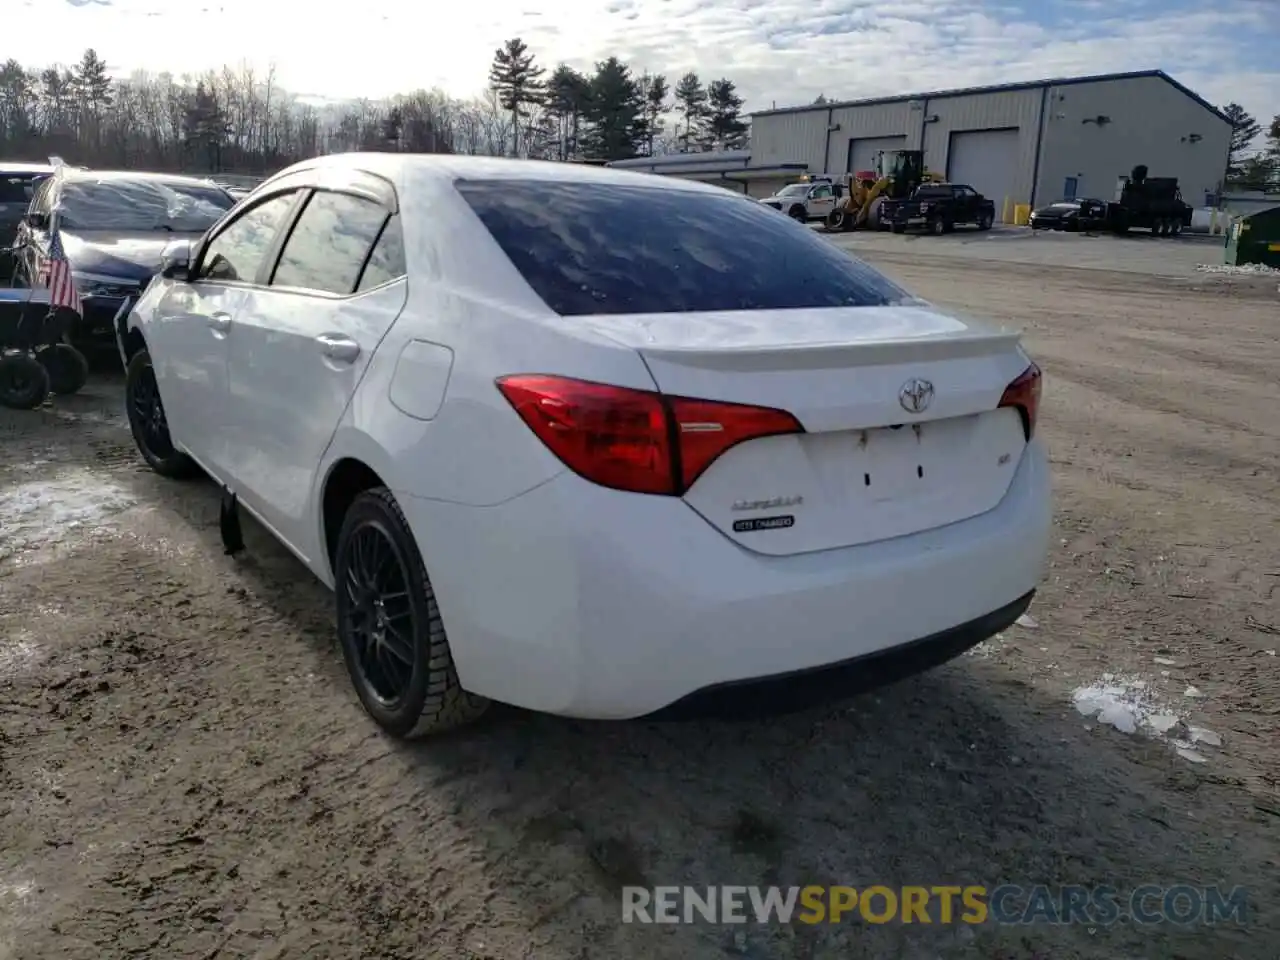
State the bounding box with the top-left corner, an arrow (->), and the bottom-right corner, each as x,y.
998,362 -> 1042,440
496,374 -> 803,496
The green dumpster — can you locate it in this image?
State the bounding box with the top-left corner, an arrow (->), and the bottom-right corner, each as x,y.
1224,206 -> 1280,268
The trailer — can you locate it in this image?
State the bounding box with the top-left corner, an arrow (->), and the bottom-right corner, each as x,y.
1103,165 -> 1193,237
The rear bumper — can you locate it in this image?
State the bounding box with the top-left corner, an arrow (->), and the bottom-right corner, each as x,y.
399,438 -> 1052,719
651,589 -> 1033,719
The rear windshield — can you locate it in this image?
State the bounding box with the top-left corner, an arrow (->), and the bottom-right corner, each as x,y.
454,179 -> 912,316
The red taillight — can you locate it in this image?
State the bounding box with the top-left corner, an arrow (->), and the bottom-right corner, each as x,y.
495,374 -> 803,496
999,362 -> 1043,440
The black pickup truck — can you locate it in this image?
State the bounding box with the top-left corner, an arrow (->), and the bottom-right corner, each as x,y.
880,183 -> 996,235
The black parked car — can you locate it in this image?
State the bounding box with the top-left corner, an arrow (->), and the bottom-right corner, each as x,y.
1,162 -> 57,278
11,170 -> 237,350
1029,198 -> 1107,232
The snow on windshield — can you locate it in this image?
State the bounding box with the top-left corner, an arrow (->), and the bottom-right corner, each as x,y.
55,178 -> 234,232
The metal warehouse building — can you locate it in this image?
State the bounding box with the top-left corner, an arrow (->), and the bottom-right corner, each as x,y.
614,70 -> 1232,216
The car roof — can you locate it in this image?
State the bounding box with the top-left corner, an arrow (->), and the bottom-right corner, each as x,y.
61,169 -> 225,190
269,152 -> 722,196
1,162 -> 58,175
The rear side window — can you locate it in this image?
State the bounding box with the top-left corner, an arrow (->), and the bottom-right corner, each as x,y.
454,179 -> 910,316
272,191 -> 390,295
357,213 -> 406,291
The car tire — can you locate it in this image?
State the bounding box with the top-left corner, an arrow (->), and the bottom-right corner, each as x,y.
788,205 -> 807,222
334,487 -> 491,739
978,213 -> 993,231
890,223 -> 904,234
930,217 -> 946,236
36,343 -> 89,395
125,348 -> 200,479
0,353 -> 50,410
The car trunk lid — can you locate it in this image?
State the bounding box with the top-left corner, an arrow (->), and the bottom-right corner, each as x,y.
566,305 -> 1033,556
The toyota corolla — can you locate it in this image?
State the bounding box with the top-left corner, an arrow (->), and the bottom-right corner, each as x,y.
118,154 -> 1051,739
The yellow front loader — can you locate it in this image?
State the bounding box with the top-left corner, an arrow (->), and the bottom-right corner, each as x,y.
825,150 -> 940,232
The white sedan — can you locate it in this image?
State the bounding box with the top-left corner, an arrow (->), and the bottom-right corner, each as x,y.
120,153 -> 1051,739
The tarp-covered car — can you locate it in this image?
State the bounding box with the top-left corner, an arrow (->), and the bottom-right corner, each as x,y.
11,169 -> 236,351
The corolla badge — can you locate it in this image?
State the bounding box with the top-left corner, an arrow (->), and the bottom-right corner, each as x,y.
898,378 -> 934,414
731,495 -> 803,512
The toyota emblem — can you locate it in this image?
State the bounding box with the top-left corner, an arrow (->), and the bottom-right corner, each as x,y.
898,378 -> 934,414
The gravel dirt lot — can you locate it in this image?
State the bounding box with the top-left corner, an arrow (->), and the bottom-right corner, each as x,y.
2,232 -> 1278,960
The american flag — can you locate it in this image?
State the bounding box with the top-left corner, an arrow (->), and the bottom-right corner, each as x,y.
37,228 -> 81,316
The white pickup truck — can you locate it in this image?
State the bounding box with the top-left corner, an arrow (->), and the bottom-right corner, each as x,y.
759,179 -> 837,222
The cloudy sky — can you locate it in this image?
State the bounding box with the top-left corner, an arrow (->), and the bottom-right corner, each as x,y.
25,0 -> 1280,139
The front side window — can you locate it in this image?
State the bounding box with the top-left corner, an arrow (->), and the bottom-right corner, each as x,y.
271,191 -> 391,295
811,185 -> 832,199
56,177 -> 235,232
197,191 -> 299,284
455,179 -> 911,317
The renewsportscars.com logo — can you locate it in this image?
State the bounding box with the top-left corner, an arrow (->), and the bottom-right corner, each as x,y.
621,885 -> 1249,926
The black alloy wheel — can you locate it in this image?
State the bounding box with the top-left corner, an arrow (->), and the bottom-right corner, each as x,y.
124,348 -> 199,478
341,520 -> 417,706
334,488 -> 490,738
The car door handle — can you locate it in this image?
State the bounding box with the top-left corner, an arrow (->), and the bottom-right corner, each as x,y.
317,334 -> 360,363
208,312 -> 232,332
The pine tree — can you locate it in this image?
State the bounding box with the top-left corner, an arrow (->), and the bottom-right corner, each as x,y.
580,57 -> 646,162
639,73 -> 669,156
488,37 -> 545,157
673,72 -> 706,153
705,78 -> 748,151
182,81 -> 228,171
546,64 -> 589,160
381,106 -> 403,151
1222,103 -> 1261,184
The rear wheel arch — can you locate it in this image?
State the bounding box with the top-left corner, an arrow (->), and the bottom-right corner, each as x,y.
322,457 -> 389,569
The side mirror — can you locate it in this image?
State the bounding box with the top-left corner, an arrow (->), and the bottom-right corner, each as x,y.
159,240 -> 193,281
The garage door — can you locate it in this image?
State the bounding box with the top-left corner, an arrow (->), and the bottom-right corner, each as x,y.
846,136 -> 907,175
947,129 -> 1020,209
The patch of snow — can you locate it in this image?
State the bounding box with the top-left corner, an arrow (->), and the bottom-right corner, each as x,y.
0,470 -> 137,563
0,629 -> 42,681
1196,262 -> 1280,276
1072,674 -> 1182,737
1184,685 -> 1205,699
965,632 -> 1006,659
1188,726 -> 1222,747
1016,613 -> 1039,629
1072,674 -> 1222,765
1153,656 -> 1180,666
1175,746 -> 1208,764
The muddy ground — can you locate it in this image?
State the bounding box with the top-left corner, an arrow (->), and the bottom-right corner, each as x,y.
1,245 -> 1278,960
